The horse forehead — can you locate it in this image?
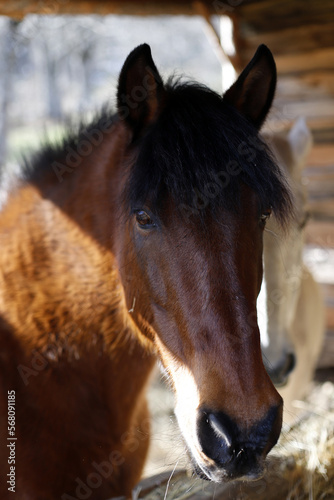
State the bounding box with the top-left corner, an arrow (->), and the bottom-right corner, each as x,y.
161,185 -> 260,239
154,202 -> 260,285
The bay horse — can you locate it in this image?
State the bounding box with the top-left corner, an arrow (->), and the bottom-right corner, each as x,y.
0,44 -> 292,499
258,118 -> 325,422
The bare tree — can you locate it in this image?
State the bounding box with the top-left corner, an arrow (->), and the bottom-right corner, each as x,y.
0,19 -> 18,167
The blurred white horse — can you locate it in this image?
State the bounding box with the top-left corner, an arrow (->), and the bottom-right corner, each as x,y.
258,118 -> 325,422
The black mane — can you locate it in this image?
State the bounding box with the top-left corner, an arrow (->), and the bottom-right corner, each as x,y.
23,107 -> 116,183
24,80 -> 292,226
127,80 -> 293,225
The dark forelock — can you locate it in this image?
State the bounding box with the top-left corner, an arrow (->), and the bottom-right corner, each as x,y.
126,80 -> 292,226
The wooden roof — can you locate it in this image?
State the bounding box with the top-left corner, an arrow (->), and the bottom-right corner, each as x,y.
231,1 -> 334,143
0,0 -> 216,18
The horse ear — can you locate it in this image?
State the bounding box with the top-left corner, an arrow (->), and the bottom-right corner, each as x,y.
117,44 -> 165,138
223,45 -> 276,129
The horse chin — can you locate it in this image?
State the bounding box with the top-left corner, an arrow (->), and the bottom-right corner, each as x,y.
190,454 -> 265,484
173,368 -> 279,485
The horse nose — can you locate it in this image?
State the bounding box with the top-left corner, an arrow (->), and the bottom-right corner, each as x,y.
197,404 -> 282,480
265,352 -> 296,387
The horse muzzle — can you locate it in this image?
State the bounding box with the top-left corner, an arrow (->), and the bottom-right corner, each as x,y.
193,404 -> 282,482
264,351 -> 296,387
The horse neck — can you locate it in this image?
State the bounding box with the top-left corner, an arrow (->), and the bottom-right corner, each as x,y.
32,120 -> 130,249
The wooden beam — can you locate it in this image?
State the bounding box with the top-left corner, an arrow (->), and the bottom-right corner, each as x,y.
305,221 -> 334,248
275,73 -> 334,102
296,71 -> 334,95
265,121 -> 334,147
273,99 -> 334,120
0,0 -> 219,18
236,47 -> 334,75
242,22 -> 334,57
274,48 -> 334,75
307,145 -> 334,167
193,1 -> 240,70
235,0 -> 334,33
307,201 -> 334,221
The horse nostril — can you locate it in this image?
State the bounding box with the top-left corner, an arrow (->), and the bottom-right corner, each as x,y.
197,410 -> 236,466
197,404 -> 282,479
208,413 -> 234,463
286,352 -> 296,375
267,352 -> 296,387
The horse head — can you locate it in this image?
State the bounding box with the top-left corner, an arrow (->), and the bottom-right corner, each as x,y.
258,118 -> 312,386
114,44 -> 292,482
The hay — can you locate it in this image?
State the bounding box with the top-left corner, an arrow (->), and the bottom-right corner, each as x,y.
270,381 -> 334,499
132,381 -> 334,500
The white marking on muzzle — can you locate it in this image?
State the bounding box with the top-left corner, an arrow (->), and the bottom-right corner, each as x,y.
170,363 -> 215,472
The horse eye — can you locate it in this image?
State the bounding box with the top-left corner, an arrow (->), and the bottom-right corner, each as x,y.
260,209 -> 272,224
135,210 -> 155,228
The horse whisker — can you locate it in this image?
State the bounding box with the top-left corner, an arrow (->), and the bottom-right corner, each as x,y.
163,460 -> 179,500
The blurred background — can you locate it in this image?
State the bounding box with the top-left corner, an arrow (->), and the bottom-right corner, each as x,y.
0,15 -> 223,164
